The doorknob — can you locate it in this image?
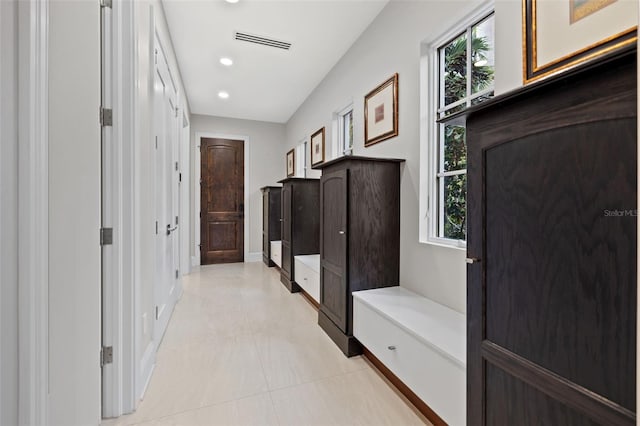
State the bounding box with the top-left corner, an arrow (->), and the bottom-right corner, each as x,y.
338,230 -> 345,235
466,257 -> 480,264
167,224 -> 178,235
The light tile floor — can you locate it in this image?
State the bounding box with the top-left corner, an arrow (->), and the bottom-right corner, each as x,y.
102,262 -> 430,426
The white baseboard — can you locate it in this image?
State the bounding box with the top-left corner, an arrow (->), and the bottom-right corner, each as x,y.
191,255 -> 198,267
138,341 -> 155,401
245,252 -> 262,263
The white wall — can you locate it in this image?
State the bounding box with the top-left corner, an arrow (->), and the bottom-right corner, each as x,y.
190,115 -> 286,261
134,0 -> 191,400
48,1 -> 101,424
286,0 -> 512,313
0,1 -> 18,424
285,0 -> 525,314
494,0 -> 523,95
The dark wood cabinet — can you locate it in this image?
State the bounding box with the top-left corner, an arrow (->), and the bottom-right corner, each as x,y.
261,186 -> 281,267
314,156 -> 404,356
465,48 -> 636,425
277,178 -> 320,292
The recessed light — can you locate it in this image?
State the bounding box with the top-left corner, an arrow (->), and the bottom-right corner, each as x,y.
225,0 -> 239,3
218,91 -> 230,99
220,57 -> 233,66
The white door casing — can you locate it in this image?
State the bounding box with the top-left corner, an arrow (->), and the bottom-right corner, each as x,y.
1,1 -> 19,425
180,112 -> 191,277
48,0 -> 101,424
101,0 -> 136,418
16,0 -> 49,424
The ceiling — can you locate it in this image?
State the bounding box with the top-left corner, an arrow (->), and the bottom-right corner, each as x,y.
162,0 -> 389,123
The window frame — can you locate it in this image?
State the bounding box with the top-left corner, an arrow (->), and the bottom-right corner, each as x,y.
295,139 -> 307,177
332,101 -> 354,159
420,2 -> 494,249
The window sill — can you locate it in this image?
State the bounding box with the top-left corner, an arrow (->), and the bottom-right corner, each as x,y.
419,236 -> 467,252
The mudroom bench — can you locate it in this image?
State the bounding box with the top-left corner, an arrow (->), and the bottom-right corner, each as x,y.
353,286 -> 466,426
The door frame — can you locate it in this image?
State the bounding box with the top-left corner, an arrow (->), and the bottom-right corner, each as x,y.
101,0 -> 136,418
16,0 -> 49,423
1,1 -> 19,423
180,113 -> 191,276
194,132 -> 252,266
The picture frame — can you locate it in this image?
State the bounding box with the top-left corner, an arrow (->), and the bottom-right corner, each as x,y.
364,73 -> 398,147
286,148 -> 295,177
523,0 -> 637,83
310,127 -> 325,166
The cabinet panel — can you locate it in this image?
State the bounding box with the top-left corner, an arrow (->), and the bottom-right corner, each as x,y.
261,186 -> 282,266
281,242 -> 291,280
262,192 -> 268,254
321,265 -> 347,332
281,185 -> 291,243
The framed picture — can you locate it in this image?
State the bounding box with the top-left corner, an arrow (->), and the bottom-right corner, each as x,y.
310,127 -> 325,166
286,148 -> 295,177
364,73 -> 398,147
523,0 -> 637,83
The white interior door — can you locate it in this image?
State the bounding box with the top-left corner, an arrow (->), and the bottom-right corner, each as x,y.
153,37 -> 178,344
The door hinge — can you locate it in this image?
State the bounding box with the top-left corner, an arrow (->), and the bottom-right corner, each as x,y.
175,215 -> 179,225
179,172 -> 182,183
155,221 -> 158,235
155,136 -> 158,150
100,227 -> 113,246
100,107 -> 113,127
155,306 -> 159,320
175,269 -> 179,279
175,161 -> 179,171
199,211 -> 202,219
154,49 -> 158,65
101,346 -> 113,367
100,0 -> 112,8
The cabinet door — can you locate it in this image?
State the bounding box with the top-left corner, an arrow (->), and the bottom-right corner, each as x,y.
467,58 -> 636,425
269,189 -> 282,241
262,191 -> 269,255
281,185 -> 292,277
320,169 -> 348,332
281,185 -> 291,243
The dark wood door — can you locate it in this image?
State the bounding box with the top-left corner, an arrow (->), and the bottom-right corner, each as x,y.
261,187 -> 282,266
281,184 -> 292,279
467,51 -> 636,425
200,138 -> 244,264
320,169 -> 348,332
262,191 -> 269,258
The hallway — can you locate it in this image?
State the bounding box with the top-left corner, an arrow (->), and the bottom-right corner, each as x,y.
103,263 -> 430,426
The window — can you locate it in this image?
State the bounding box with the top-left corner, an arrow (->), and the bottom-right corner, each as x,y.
424,9 -> 494,246
333,103 -> 354,158
295,140 -> 307,177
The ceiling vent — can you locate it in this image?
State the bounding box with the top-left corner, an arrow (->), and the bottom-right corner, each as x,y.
234,31 -> 292,50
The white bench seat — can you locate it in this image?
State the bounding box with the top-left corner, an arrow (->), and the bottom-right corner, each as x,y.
270,241 -> 282,268
353,286 -> 466,426
294,254 -> 320,303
